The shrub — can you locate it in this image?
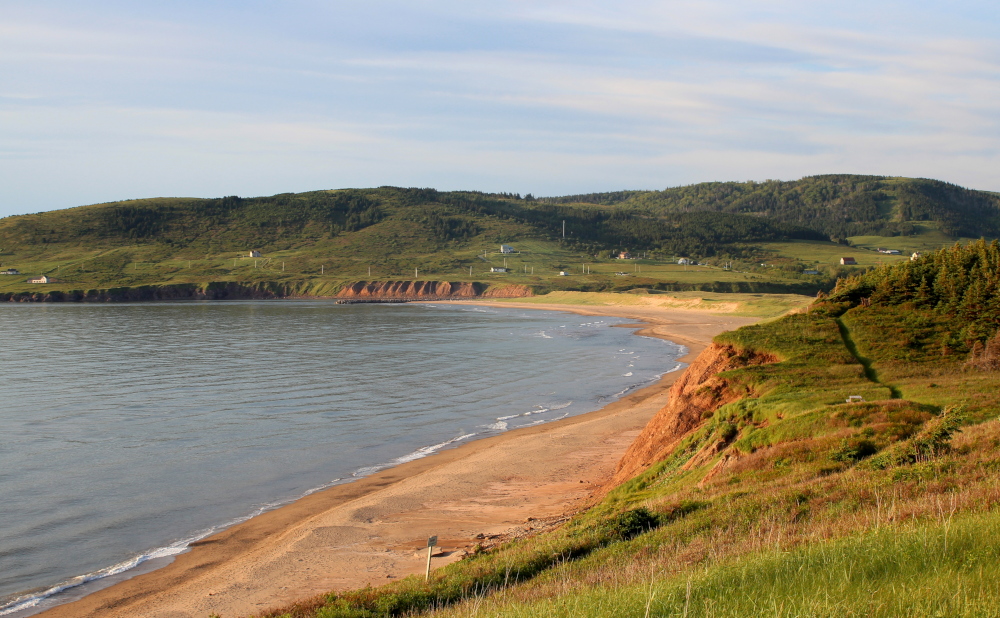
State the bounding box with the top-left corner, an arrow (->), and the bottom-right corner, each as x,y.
830,437 -> 879,463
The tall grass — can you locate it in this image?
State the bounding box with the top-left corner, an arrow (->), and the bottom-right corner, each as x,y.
478,509 -> 1000,617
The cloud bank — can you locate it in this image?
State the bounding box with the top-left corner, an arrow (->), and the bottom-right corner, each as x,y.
1,1 -> 997,216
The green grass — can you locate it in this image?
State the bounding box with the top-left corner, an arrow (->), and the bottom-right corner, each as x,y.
474,509 -> 1000,617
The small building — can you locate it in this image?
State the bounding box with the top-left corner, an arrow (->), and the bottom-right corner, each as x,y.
911,252 -> 922,261
499,245 -> 515,254
617,251 -> 632,260
490,267 -> 510,273
0,268 -> 19,275
846,395 -> 865,404
249,250 -> 262,258
803,269 -> 820,275
558,271 -> 569,276
840,257 -> 858,265
28,275 -> 51,284
615,272 -> 630,276
677,258 -> 694,265
878,248 -> 901,255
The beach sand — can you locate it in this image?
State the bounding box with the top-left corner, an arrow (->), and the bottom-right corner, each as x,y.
35,302 -> 759,618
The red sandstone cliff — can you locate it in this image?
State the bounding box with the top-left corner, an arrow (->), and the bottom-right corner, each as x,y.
335,281 -> 533,299
612,343 -> 778,485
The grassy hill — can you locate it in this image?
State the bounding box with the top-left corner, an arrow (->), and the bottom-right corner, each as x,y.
0,176 -> 995,298
252,241 -> 1000,617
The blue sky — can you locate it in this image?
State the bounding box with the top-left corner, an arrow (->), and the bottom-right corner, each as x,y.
1,1 -> 998,217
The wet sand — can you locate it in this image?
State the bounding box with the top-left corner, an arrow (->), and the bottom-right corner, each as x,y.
35,302 -> 757,618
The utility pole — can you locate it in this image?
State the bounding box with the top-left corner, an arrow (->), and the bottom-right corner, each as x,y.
562,220 -> 565,239
415,267 -> 418,278
321,265 -> 324,275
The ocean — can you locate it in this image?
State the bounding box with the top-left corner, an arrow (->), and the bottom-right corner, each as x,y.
0,300 -> 684,615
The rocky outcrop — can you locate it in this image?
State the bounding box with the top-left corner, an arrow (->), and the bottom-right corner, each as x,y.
1,281 -> 290,303
335,281 -> 533,300
612,343 -> 778,484
2,280 -> 534,303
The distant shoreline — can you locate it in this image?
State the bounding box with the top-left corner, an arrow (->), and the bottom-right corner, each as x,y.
33,301 -> 759,618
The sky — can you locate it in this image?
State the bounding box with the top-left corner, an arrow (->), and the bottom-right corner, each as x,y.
1,1 -> 998,217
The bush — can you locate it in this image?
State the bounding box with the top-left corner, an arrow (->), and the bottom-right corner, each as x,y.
830,437 -> 879,463
602,507 -> 662,541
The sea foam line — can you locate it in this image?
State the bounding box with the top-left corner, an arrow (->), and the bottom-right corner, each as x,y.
350,432 -> 478,478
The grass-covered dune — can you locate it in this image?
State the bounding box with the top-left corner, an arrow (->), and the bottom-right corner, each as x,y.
252,240 -> 1000,618
1,175 -> 995,298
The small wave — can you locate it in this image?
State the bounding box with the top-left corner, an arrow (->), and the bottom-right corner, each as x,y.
485,421 -> 508,431
497,405 -> 551,421
623,372 -> 633,377
534,331 -> 553,339
549,401 -> 572,410
351,433 -> 479,477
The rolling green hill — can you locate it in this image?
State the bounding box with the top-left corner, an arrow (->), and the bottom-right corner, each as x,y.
0,176 -> 996,298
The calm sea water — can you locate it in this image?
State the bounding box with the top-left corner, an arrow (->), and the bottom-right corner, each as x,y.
0,301 -> 684,615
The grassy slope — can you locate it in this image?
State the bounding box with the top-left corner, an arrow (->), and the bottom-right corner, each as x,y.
252,243 -> 1000,618
0,179 -> 992,297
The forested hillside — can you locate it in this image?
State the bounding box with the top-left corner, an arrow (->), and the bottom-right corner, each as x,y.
543,175 -> 1000,240
0,187 -> 825,260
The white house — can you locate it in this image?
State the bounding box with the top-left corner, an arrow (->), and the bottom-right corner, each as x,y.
0,268 -> 19,275
840,257 -> 858,265
677,258 -> 694,265
558,271 -> 569,276
617,251 -> 632,260
28,275 -> 50,284
249,250 -> 262,258
490,267 -> 510,273
499,245 -> 515,254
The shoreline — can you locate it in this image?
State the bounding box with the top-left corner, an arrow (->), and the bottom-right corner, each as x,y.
31,301 -> 758,618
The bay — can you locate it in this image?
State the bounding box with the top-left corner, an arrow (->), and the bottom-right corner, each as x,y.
0,300 -> 683,615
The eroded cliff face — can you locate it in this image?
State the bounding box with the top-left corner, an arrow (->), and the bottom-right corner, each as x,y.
335,281 -> 533,300
612,343 -> 777,485
1,282 -> 289,303
2,280 -> 534,302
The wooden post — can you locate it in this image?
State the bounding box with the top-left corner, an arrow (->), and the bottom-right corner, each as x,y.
425,535 -> 437,581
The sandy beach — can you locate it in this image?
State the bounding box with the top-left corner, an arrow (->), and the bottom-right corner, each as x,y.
35,301 -> 758,618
